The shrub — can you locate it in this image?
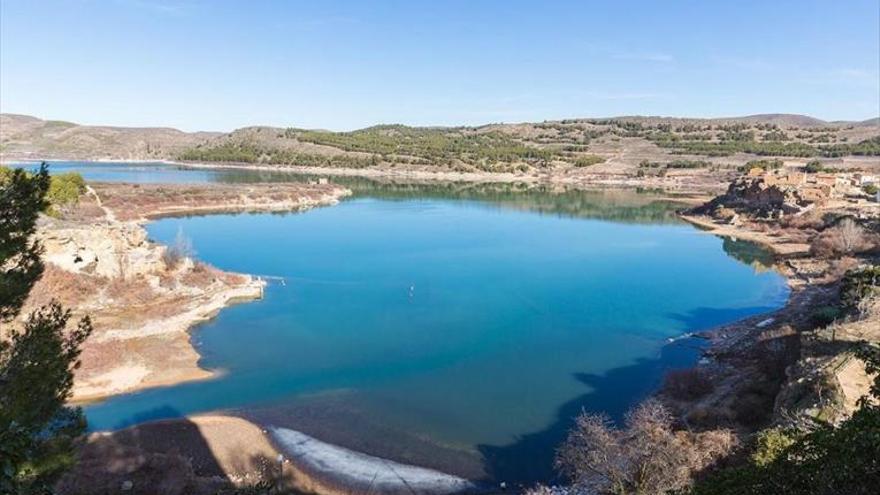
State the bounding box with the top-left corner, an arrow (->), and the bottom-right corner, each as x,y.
162,228 -> 194,269
47,173 -> 86,206
573,155 -> 605,167
863,183 -> 878,195
556,399 -> 735,495
803,160 -> 826,173
840,265 -> 880,309
664,368 -> 714,400
751,427 -> 799,467
809,306 -> 841,327
689,344 -> 880,495
739,159 -> 783,172
810,218 -> 873,258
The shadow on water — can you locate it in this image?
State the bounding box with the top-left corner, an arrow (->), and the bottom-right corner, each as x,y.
477,338 -> 703,486
112,404 -> 185,431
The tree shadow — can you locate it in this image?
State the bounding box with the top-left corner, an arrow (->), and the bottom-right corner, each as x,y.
476,339 -> 703,487
56,405 -> 299,494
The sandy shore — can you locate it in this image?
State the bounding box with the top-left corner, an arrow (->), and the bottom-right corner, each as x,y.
29,181 -> 350,403
59,414 -> 480,495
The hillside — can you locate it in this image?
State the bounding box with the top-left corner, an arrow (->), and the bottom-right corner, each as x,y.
0,113 -> 220,161
2,114 -> 877,186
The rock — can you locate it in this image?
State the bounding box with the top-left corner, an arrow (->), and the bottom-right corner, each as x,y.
37,219 -> 164,278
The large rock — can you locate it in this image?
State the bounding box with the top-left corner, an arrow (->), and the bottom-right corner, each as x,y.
694,177 -> 816,219
37,218 -> 164,278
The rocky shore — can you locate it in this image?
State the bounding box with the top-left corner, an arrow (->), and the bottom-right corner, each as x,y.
26,181 -> 350,402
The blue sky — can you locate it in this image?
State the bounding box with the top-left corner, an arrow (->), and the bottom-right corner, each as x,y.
1,0 -> 878,131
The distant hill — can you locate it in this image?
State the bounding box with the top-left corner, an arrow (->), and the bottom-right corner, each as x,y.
2,113 -> 877,170
0,113 -> 219,161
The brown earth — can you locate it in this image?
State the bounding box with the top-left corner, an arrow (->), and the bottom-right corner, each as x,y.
25,181 -> 350,402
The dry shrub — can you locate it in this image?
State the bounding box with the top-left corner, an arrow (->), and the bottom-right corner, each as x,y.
162,228 -> 194,270
25,264 -> 104,309
556,399 -> 736,495
104,276 -> 158,306
664,368 -> 714,401
780,209 -> 824,230
810,218 -> 876,258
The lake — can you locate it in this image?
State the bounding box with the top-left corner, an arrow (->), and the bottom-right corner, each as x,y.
22,162 -> 788,482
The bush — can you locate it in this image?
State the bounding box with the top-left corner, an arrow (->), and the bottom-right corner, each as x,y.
689,344 -> 880,495
47,173 -> 86,206
573,155 -> 605,167
803,160 -> 826,173
810,218 -> 873,258
739,159 -> 783,172
809,306 -> 841,327
664,368 -> 714,400
863,183 -> 878,195
840,265 -> 880,309
556,399 -> 735,495
162,228 -> 194,269
751,427 -> 799,467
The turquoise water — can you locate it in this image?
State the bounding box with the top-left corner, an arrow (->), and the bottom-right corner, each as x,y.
27,162 -> 787,482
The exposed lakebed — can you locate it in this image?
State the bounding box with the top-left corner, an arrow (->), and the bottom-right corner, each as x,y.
25,162 -> 789,483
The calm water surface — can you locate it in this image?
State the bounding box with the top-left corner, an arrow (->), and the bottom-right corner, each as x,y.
24,162 -> 787,482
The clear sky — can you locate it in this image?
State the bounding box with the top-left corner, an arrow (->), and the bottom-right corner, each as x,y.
1,0 -> 878,131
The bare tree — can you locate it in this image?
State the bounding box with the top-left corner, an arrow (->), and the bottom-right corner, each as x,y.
555,399 -> 735,495
162,227 -> 194,269
811,218 -> 874,257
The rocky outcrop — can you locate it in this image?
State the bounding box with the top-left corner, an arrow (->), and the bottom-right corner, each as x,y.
37,218 -> 164,278
693,176 -> 817,219
27,181 -> 351,401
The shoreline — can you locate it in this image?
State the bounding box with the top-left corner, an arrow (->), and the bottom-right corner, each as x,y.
2,155 -> 730,196
33,162 -> 857,494
30,181 -> 351,403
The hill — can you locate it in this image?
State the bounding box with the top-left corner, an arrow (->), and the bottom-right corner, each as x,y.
2,114 -> 877,187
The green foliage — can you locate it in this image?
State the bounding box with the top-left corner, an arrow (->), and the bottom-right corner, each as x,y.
819,136 -> 880,157
183,125 -> 561,172
0,164 -> 49,321
840,265 -> 880,309
572,155 -> 605,167
294,125 -> 556,169
179,142 -> 377,169
739,159 -> 783,172
649,136 -> 819,157
0,305 -> 92,493
803,160 -> 826,174
750,428 -> 799,467
0,162 -> 94,493
689,343 -> 880,495
809,305 -> 841,327
47,173 -> 86,205
863,183 -> 878,195
650,133 -> 879,159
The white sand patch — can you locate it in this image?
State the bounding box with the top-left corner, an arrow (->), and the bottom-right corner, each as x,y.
269,427 -> 477,494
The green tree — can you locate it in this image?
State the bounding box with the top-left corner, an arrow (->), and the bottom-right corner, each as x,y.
0,163 -> 93,493
690,343 -> 880,495
0,165 -> 49,320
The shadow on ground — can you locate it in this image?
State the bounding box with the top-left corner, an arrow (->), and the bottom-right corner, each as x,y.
56,405 -> 293,495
